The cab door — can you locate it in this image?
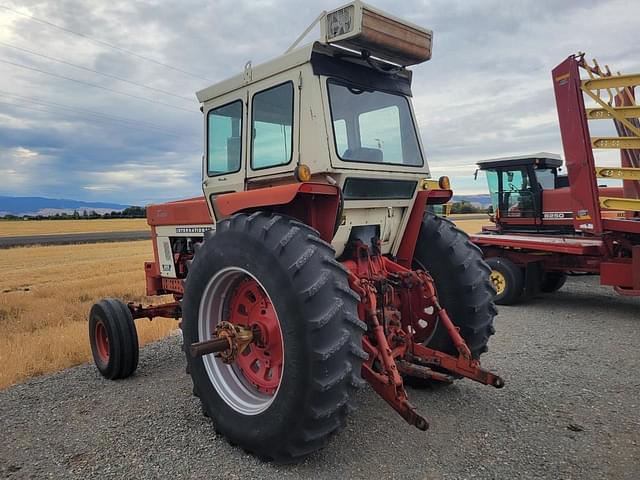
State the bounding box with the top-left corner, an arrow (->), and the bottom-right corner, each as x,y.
246,72 -> 299,181
202,91 -> 248,206
498,167 -> 542,228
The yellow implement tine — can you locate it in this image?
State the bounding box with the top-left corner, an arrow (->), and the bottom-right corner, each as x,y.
582,88 -> 640,137
586,106 -> 640,119
595,166 -> 640,180
582,73 -> 640,90
591,137 -> 640,149
600,196 -> 640,212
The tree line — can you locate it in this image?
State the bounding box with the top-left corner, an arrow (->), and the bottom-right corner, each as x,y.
450,201 -> 493,214
1,206 -> 146,220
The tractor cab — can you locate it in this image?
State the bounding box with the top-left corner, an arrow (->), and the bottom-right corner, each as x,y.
477,153 -> 565,232
195,1 -> 447,257
88,2 -> 503,462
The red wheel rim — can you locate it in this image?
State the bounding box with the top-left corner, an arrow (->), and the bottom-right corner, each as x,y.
228,279 -> 283,395
95,321 -> 110,363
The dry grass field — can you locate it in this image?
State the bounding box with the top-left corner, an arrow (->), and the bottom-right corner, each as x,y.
0,218 -> 149,237
0,241 -> 177,389
454,218 -> 490,234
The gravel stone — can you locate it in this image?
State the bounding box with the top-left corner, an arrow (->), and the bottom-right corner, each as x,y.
1,276 -> 638,479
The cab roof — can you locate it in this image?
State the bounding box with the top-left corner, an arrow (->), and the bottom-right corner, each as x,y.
476,152 -> 562,170
195,41 -> 413,104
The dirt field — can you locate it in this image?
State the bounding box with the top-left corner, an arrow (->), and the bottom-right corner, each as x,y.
0,241 -> 177,389
0,218 -> 149,237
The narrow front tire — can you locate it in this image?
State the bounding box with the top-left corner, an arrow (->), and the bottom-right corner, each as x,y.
89,298 -> 139,379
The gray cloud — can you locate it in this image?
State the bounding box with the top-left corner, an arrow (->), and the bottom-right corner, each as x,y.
0,0 -> 637,204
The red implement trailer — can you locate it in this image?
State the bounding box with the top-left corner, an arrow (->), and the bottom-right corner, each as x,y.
471,54 -> 640,304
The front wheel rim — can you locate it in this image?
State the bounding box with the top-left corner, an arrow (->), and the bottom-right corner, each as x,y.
198,267 -> 284,415
95,321 -> 110,363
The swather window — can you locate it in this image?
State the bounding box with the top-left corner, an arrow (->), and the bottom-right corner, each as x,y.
500,168 -> 536,218
251,82 -> 294,170
207,100 -> 243,176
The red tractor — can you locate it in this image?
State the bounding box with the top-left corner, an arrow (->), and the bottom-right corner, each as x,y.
88,2 -> 502,462
472,54 -> 640,304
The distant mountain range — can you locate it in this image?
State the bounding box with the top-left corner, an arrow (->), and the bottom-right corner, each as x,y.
0,196 -> 131,217
453,194 -> 491,208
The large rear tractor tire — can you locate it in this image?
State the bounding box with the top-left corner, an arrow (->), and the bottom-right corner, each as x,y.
486,257 -> 524,305
182,212 -> 366,463
412,212 -> 497,366
89,298 -> 139,379
540,271 -> 567,293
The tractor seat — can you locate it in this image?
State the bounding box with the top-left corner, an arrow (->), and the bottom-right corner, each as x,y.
343,147 -> 383,163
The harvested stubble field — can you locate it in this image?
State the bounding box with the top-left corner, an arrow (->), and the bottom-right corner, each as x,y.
0,216 -> 486,390
0,240 -> 177,389
452,218 -> 488,235
0,218 -> 148,237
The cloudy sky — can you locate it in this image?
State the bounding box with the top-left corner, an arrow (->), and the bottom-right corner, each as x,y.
0,0 -> 638,205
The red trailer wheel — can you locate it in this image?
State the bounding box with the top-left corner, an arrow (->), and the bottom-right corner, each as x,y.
486,257 -> 524,305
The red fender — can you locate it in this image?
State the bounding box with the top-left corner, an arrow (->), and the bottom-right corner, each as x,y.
212,182 -> 341,242
396,189 -> 452,268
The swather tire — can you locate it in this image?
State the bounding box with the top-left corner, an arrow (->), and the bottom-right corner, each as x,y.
413,212 -> 497,359
182,212 -> 366,463
540,271 -> 567,293
486,256 -> 524,305
89,298 -> 139,379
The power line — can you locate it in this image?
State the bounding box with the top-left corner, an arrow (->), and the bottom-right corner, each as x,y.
0,89 -> 187,135
0,98 -> 192,138
0,40 -> 195,102
0,4 -> 213,83
0,58 -> 196,113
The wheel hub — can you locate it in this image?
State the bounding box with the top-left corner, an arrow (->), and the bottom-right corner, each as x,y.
490,270 -> 506,295
229,279 -> 283,395
197,267 -> 285,415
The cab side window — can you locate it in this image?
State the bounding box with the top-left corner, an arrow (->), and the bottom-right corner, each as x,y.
207,100 -> 243,176
251,82 -> 294,169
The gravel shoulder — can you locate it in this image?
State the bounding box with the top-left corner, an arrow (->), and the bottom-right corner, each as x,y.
1,276 -> 638,479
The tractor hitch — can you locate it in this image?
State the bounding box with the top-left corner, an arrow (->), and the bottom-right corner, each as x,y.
345,243 -> 503,432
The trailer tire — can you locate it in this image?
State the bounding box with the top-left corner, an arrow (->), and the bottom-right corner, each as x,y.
182,212 -> 366,463
89,298 -> 139,379
540,272 -> 567,293
486,257 -> 524,305
413,212 -> 497,359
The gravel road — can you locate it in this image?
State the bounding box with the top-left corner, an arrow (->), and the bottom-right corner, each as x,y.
1,276 -> 638,479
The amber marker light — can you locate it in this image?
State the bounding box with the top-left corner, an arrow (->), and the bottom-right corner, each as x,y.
295,164 -> 312,182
